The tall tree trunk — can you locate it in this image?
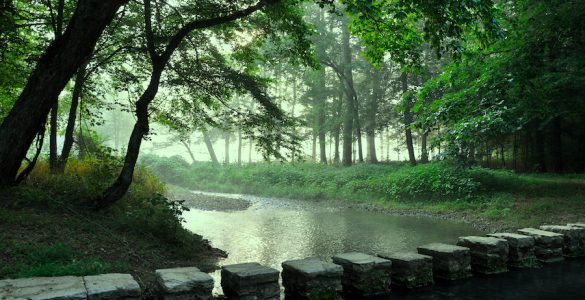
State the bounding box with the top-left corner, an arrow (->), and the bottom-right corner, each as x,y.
401,72 -> 417,166
354,98 -> 364,163
365,67 -> 380,163
56,62 -> 87,173
312,131 -> 317,162
315,68 -> 327,164
319,130 -> 327,164
341,17 -> 355,166
237,129 -> 242,165
333,126 -> 340,164
0,0 -> 128,186
202,130 -> 219,163
380,128 -> 384,163
420,130 -> 429,163
224,132 -> 230,164
551,117 -> 563,173
49,103 -> 59,171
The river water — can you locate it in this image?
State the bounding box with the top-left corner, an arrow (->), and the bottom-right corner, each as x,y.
182,191 -> 585,299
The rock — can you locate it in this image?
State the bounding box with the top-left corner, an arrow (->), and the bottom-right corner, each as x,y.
281,257 -> 343,300
487,233 -> 537,268
457,236 -> 509,274
221,262 -> 280,300
83,273 -> 141,300
155,267 -> 214,300
332,252 -> 392,298
0,276 -> 86,300
378,252 -> 433,289
517,228 -> 564,263
417,243 -> 472,281
540,225 -> 585,257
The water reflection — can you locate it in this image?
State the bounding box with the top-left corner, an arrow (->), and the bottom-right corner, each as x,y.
182,192 -> 482,295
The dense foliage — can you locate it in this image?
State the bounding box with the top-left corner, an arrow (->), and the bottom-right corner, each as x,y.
416,0 -> 585,172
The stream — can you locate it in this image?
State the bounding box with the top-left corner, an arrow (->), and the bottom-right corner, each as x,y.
182,191 -> 585,299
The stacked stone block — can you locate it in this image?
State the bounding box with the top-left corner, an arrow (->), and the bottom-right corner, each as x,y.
457,236 -> 509,274
379,252 -> 433,289
487,232 -> 537,268
281,257 -> 343,300
155,267 -> 214,300
331,252 -> 392,298
417,243 -> 472,281
221,262 -> 280,300
540,225 -> 585,257
517,228 -> 564,263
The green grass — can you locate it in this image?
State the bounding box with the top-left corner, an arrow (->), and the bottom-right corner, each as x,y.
142,155 -> 585,228
0,242 -> 122,278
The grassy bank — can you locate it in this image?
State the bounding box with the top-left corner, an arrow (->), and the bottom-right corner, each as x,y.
0,159 -> 225,295
143,155 -> 585,229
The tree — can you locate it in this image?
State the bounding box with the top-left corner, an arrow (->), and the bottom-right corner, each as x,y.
0,0 -> 128,186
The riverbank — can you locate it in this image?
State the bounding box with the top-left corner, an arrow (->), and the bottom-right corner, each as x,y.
143,156 -> 585,231
0,160 -> 226,297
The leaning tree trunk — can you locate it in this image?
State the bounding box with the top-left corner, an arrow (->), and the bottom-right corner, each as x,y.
49,0 -> 65,173
56,63 -> 87,173
180,140 -> 196,164
202,130 -> 219,163
401,72 -> 417,166
0,0 -> 128,186
98,63 -> 163,209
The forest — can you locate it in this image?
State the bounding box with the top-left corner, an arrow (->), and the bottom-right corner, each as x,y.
1,0 -> 584,298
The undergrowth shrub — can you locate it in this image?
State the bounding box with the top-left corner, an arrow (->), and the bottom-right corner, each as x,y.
7,158 -> 189,243
386,162 -> 481,201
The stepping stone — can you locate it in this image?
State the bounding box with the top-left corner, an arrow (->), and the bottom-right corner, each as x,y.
540,225 -> 585,257
417,243 -> 472,281
0,276 -> 86,300
457,236 -> 509,274
281,257 -> 343,300
332,252 -> 392,298
568,223 -> 585,228
155,267 -> 214,300
378,252 -> 433,289
517,228 -> 564,263
83,273 -> 141,300
487,233 -> 537,268
221,262 -> 280,300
